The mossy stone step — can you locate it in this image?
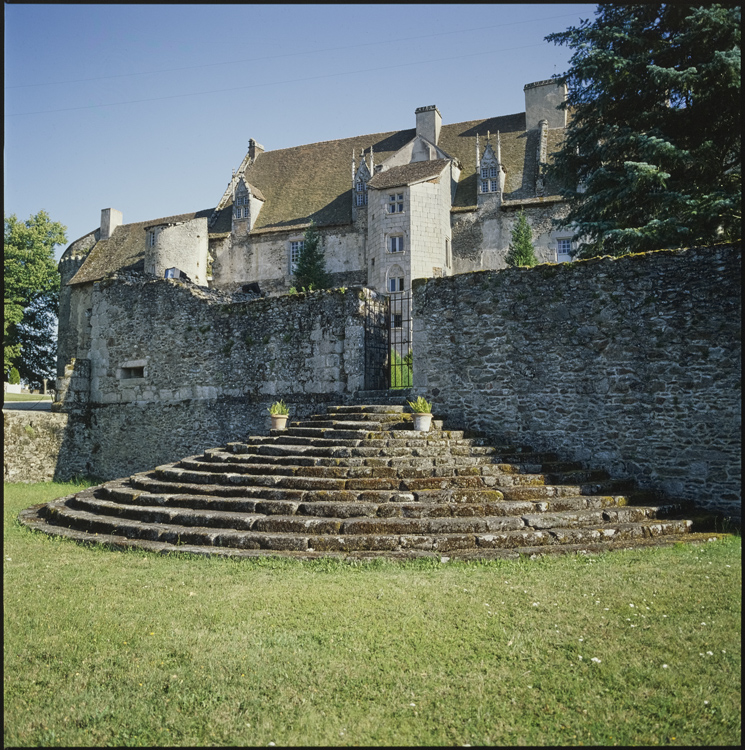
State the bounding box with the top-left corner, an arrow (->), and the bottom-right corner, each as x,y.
32,501 -> 694,554
17,399 -> 704,559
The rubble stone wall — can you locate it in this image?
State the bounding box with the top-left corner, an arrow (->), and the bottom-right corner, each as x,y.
413,243 -> 742,518
45,278 -> 375,479
3,411 -> 91,483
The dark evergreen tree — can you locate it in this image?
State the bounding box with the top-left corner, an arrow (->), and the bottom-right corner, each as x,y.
293,222 -> 330,290
546,4 -> 741,258
505,211 -> 538,267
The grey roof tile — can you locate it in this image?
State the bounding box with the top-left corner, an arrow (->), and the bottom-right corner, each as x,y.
68,209 -> 213,285
367,160 -> 450,190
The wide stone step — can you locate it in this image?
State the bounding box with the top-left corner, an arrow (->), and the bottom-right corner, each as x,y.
227,441 -> 514,460
158,464 -> 608,495
77,485 -> 687,532
179,456 -> 603,487
210,451 -> 542,473
328,404 -> 406,414
500,480 -> 636,501
307,414 -> 408,427
36,499 -> 693,554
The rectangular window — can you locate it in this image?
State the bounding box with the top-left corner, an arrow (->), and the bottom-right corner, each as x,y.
388,277 -> 404,293
290,240 -> 304,272
481,167 -> 488,178
481,180 -> 489,193
387,193 -> 404,213
490,180 -> 499,192
489,167 -> 497,178
388,236 -> 404,253
557,238 -> 572,259
147,230 -> 156,247
356,192 -> 368,206
392,313 -> 403,329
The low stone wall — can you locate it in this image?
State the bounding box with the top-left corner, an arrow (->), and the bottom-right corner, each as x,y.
3,411 -> 91,483
413,243 -> 741,519
50,277 -> 378,479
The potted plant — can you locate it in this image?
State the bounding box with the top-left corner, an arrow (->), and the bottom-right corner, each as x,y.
268,399 -> 290,430
407,396 -> 433,432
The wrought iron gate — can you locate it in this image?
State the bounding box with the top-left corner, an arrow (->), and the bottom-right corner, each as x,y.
363,291 -> 413,390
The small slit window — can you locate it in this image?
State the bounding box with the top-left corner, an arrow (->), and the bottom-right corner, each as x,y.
120,366 -> 145,379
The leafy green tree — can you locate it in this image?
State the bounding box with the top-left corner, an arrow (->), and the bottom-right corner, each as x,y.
4,211 -> 66,385
546,4 -> 741,258
505,211 -> 538,267
293,222 -> 330,290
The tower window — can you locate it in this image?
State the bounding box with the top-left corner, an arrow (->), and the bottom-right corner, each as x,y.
387,193 -> 404,213
388,236 -> 404,253
388,277 -> 404,293
355,179 -> 368,206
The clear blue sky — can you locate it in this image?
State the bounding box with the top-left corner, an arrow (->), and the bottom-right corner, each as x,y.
5,3 -> 595,259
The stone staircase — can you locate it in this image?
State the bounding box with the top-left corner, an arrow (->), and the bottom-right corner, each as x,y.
19,403 -> 708,560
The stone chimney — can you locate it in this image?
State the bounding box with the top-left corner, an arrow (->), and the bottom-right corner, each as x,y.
523,79 -> 567,130
100,208 -> 123,240
248,139 -> 264,160
415,105 -> 442,145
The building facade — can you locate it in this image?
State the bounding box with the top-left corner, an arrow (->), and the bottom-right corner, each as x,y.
58,78 -> 573,379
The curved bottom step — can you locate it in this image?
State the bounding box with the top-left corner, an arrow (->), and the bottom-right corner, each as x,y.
19,502 -> 719,561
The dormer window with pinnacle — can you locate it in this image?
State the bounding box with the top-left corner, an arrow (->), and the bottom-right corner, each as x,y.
354,154 -> 371,207
356,180 -> 368,206
234,185 -> 249,219
478,135 -> 505,197
479,144 -> 500,194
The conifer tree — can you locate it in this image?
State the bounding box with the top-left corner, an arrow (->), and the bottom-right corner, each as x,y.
505,211 -> 538,267
293,222 -> 330,290
546,4 -> 741,258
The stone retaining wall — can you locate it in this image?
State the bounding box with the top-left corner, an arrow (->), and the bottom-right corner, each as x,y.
413,243 -> 741,518
48,278 -> 377,480
3,411 -> 90,483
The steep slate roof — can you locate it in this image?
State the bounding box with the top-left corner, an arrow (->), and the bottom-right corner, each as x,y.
63,107 -> 567,281
367,159 -> 450,190
238,110 -> 563,230
68,209 -> 213,285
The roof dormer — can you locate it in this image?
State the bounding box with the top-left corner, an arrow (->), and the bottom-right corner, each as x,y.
477,132 -> 506,204
231,177 -> 265,233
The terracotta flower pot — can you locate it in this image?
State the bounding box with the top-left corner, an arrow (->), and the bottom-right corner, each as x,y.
412,413 -> 432,432
270,414 -> 288,430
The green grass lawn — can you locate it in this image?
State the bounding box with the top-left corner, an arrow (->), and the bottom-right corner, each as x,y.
3,392 -> 53,402
4,481 -> 741,747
